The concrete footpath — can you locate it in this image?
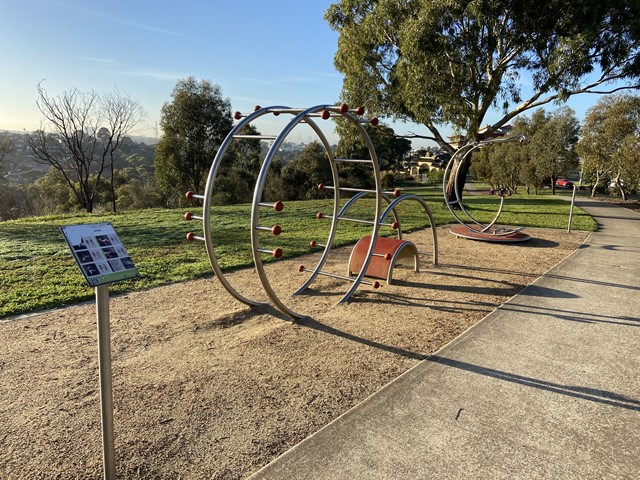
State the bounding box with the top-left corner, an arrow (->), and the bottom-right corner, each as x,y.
250,199 -> 640,479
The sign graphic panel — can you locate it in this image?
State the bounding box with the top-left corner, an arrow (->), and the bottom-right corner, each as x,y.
61,223 -> 139,286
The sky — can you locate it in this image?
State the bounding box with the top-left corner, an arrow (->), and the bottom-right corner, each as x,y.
0,1 -> 629,149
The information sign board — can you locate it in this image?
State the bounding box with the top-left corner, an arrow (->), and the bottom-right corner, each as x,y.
60,223 -> 139,287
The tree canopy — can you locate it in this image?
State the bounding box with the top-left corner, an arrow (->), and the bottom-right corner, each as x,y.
155,77 -> 233,205
326,0 -> 640,199
471,107 -> 580,193
577,93 -> 640,199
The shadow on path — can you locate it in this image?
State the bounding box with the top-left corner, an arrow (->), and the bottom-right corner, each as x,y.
428,355 -> 640,412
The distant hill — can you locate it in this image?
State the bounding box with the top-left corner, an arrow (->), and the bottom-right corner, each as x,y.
0,131 -> 155,184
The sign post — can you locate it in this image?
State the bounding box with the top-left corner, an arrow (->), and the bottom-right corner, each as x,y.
60,223 -> 139,480
96,283 -> 115,480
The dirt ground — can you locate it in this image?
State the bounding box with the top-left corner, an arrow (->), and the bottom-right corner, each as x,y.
0,225 -> 588,479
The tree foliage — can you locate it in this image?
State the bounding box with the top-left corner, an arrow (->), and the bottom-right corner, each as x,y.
529,107 -> 580,192
576,93 -> 640,198
280,142 -> 333,200
154,77 -> 233,205
471,107 -> 579,193
28,82 -> 144,213
0,136 -> 13,168
326,0 -> 640,199
335,121 -> 411,172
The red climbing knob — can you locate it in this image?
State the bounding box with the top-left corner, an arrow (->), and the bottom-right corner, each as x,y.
272,248 -> 283,259
316,212 -> 324,219
233,111 -> 242,120
321,109 -> 330,120
391,221 -> 399,230
372,281 -> 381,289
273,200 -> 284,212
356,106 -> 365,115
393,189 -> 401,198
271,225 -> 282,236
370,117 -> 379,126
339,103 -> 349,113
298,264 -> 306,272
184,212 -> 194,221
254,105 -> 261,111
317,183 -> 325,190
185,191 -> 194,200
186,232 -> 195,241
309,240 -> 317,248
384,253 -> 392,261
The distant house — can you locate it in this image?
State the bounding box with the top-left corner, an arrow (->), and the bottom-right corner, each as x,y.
403,149 -> 450,177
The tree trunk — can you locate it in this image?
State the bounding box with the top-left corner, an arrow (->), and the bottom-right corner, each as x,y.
110,165 -> 117,213
444,156 -> 471,207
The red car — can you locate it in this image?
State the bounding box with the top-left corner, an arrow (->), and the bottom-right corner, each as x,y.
555,179 -> 574,188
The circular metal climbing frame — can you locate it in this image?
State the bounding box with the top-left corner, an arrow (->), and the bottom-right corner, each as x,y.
185,103 -> 438,319
443,134 -> 530,241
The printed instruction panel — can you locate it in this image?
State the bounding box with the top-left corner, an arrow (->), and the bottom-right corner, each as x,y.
60,222 -> 139,287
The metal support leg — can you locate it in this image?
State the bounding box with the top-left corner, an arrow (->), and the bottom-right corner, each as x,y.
96,285 -> 115,480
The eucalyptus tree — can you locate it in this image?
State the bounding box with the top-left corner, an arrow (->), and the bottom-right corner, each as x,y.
325,0 -> 640,202
154,77 -> 233,205
529,107 -> 580,193
577,93 -> 640,199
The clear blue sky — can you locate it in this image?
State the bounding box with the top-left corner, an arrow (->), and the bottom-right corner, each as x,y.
0,0 -> 623,148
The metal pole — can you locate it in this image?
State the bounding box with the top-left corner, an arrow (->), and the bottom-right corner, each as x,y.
568,184 -> 577,233
96,284 -> 115,480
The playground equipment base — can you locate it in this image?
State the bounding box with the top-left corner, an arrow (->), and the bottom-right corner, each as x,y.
449,225 -> 531,243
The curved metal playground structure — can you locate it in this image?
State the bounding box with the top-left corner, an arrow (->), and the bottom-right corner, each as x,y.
442,134 -> 531,242
183,104 -> 439,319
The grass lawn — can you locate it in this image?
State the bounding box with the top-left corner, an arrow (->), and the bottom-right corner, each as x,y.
0,186 -> 596,319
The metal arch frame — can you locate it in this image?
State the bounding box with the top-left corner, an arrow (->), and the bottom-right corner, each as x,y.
195,102 -> 440,320
294,190 -> 403,295
443,135 -> 527,236
201,105 -> 291,308
379,194 -> 439,266
250,105 -> 341,318
252,104 -> 383,312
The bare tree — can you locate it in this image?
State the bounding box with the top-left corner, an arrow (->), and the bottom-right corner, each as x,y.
101,90 -> 145,212
28,82 -> 145,213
